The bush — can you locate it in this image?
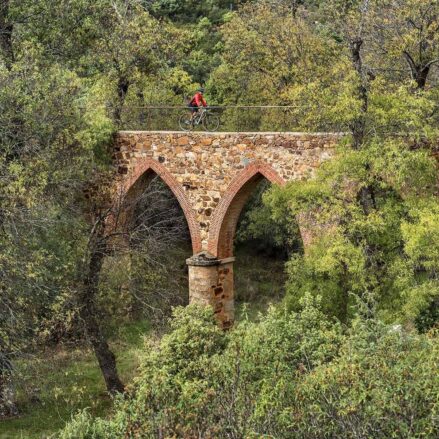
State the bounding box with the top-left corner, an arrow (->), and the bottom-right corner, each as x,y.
58,409 -> 110,439
59,301 -> 439,438
292,321 -> 439,438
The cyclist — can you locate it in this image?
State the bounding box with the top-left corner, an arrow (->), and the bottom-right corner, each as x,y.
188,87 -> 207,121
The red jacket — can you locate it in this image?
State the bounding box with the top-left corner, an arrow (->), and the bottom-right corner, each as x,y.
190,92 -> 207,107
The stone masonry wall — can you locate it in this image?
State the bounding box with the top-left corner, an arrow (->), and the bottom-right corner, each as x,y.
114,131 -> 341,254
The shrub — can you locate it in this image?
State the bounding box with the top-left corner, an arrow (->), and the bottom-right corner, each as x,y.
58,409 -> 110,439
59,301 -> 439,438
291,321 -> 439,438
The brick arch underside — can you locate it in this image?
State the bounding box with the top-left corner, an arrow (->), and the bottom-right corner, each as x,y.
121,158 -> 202,253
208,161 -> 286,259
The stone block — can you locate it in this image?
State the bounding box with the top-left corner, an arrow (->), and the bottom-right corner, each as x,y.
201,138 -> 212,146
178,136 -> 189,145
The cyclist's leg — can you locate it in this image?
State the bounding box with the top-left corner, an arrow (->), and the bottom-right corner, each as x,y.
189,104 -> 198,121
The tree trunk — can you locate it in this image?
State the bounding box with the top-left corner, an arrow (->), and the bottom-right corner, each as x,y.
357,183 -> 375,216
79,224 -> 125,395
113,75 -> 130,126
349,38 -> 368,149
0,0 -> 14,71
339,261 -> 349,324
0,353 -> 17,418
415,66 -> 429,90
403,51 -> 430,90
348,37 -> 379,218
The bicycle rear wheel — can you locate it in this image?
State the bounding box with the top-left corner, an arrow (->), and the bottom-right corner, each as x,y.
203,113 -> 220,132
179,112 -> 193,131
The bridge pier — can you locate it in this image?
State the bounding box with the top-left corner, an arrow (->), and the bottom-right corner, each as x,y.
186,252 -> 235,329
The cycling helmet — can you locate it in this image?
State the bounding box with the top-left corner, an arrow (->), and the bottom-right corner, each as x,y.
198,87 -> 205,93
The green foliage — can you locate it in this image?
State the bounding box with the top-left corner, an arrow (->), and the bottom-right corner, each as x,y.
59,302 -> 439,438
399,202 -> 439,331
293,320 -> 439,438
1,0 -> 439,432
140,305 -> 226,379
57,410 -> 109,439
265,136 -> 439,325
285,234 -> 367,322
236,180 -> 301,257
0,50 -> 102,357
104,305 -> 226,438
208,1 -> 360,130
147,0 -> 240,23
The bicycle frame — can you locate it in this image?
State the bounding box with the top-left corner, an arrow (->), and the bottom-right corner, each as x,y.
179,107 -> 218,132
192,108 -> 208,125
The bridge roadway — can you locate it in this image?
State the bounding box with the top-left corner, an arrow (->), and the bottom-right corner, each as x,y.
112,131 -> 342,327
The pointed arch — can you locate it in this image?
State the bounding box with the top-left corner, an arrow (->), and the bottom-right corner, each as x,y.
120,158 -> 202,253
208,161 -> 286,259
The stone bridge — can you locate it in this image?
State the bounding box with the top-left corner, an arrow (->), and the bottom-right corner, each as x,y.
113,131 -> 341,327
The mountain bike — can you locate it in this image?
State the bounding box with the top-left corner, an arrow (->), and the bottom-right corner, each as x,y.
178,107 -> 220,132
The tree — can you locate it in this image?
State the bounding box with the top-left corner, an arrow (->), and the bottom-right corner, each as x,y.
0,0 -> 14,70
0,44 -> 102,410
206,0 -> 439,324
0,0 -> 198,406
146,0 -> 240,23
78,171 -> 193,394
370,0 -> 439,90
208,1 -> 354,131
84,1 -> 190,125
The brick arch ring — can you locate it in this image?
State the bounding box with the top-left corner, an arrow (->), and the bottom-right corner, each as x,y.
208,161 -> 286,259
120,157 -> 202,253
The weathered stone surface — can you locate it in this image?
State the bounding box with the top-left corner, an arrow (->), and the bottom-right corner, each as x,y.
114,131 -> 341,250
187,255 -> 235,327
112,131 -> 342,326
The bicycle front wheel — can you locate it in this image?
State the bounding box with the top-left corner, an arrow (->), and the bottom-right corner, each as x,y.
179,112 -> 193,131
203,113 -> 220,132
